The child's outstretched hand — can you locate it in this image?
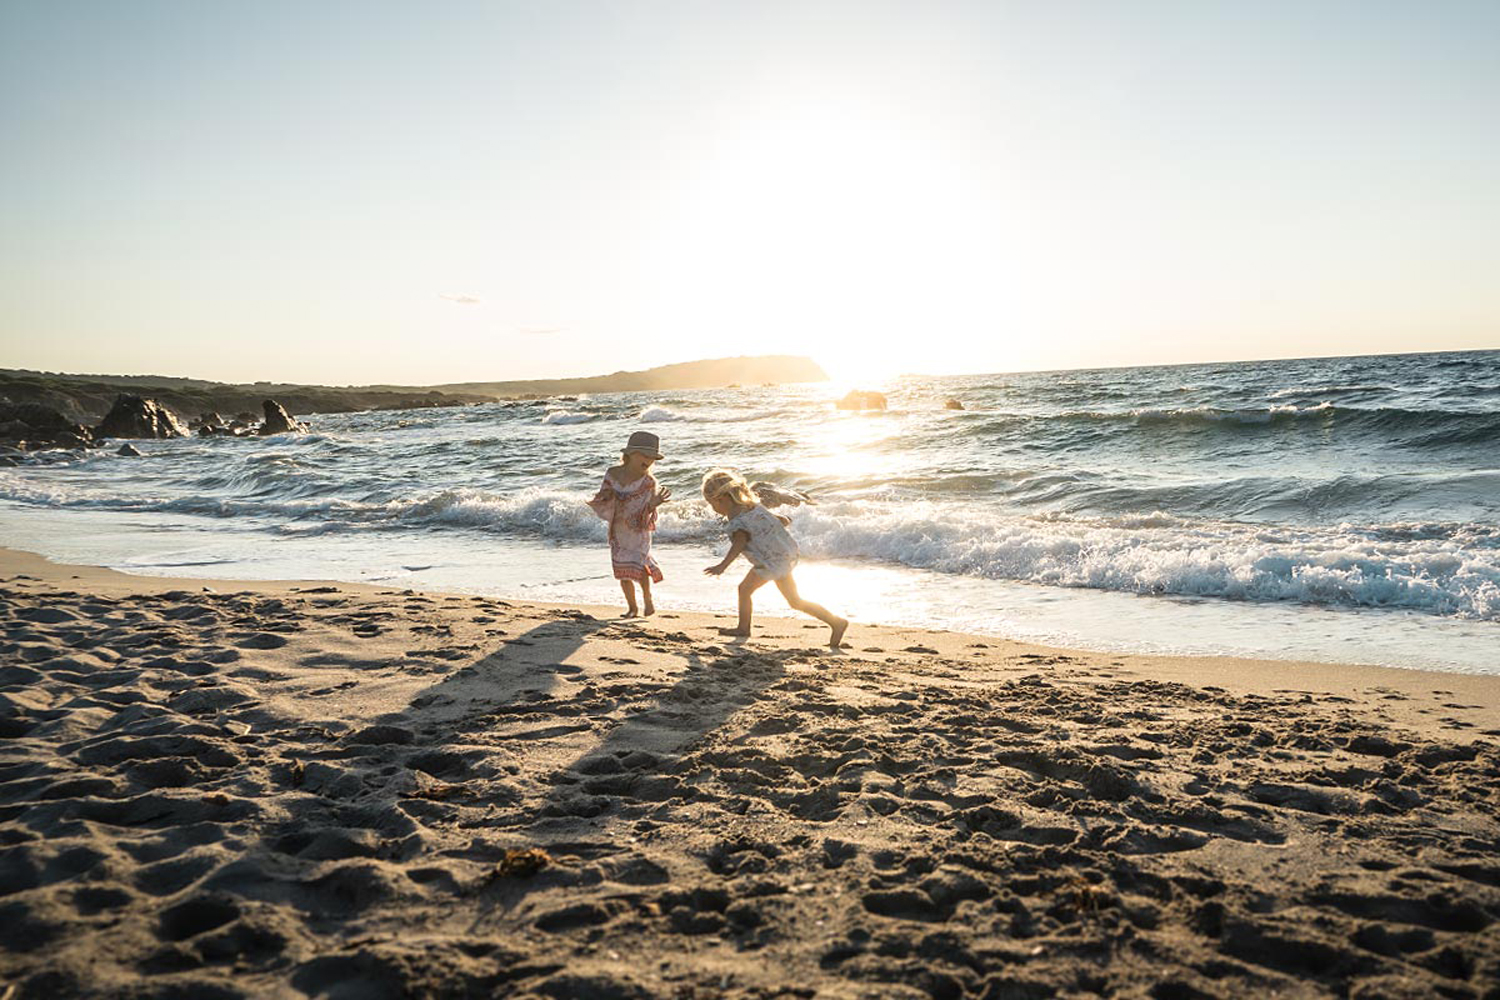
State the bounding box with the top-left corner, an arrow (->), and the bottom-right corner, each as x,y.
703,563 -> 725,576
652,487 -> 671,507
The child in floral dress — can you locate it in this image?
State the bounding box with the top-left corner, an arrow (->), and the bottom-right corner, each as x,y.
587,431 -> 671,616
701,467 -> 847,647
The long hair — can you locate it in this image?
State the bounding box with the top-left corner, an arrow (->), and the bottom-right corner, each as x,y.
701,468 -> 756,507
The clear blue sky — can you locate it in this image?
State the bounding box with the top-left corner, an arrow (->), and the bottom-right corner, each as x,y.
2,0 -> 1497,384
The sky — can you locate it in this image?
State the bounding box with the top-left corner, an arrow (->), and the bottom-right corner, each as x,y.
2,0 -> 1497,385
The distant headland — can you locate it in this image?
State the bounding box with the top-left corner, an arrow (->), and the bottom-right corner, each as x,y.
0,355 -> 829,424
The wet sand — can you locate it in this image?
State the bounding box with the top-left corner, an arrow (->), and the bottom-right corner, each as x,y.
1,546 -> 1497,999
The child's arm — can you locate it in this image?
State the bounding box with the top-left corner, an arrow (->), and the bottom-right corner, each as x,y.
704,530 -> 750,576
586,479 -> 617,521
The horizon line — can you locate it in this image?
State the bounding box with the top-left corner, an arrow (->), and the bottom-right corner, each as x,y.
4,344 -> 1496,391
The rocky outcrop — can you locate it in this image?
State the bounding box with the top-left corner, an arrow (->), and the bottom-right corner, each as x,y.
258,399 -> 307,435
438,354 -> 828,397
836,389 -> 888,411
192,410 -> 224,436
0,400 -> 97,450
944,398 -> 965,410
117,443 -> 142,457
95,395 -> 188,439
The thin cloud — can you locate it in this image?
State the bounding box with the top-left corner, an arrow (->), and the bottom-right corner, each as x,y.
518,326 -> 562,336
439,293 -> 481,305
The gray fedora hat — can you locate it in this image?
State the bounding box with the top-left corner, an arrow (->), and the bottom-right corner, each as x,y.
623,430 -> 663,460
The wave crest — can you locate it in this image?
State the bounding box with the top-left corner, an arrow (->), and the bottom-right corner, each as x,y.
785,502 -> 1500,620
542,411 -> 594,425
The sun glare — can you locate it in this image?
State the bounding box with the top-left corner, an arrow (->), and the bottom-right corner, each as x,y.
801,401 -> 915,482
651,94 -> 1002,382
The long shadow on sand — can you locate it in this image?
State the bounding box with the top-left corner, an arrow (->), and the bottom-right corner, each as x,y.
385,613 -> 801,827
195,608 -> 828,956
335,611 -> 812,833
376,614 -> 817,918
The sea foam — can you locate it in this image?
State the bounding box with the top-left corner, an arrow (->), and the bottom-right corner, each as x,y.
3,348 -> 1497,632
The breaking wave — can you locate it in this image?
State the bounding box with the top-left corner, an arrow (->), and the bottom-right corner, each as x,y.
4,347 -> 1497,627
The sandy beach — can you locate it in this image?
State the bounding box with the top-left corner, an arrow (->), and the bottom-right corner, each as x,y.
1,545 -> 1497,999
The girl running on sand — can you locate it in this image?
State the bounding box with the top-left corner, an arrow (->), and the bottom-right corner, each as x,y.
701,468 -> 847,648
588,431 -> 671,616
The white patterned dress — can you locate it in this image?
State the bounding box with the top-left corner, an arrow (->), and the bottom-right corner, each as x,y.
726,503 -> 799,581
587,471 -> 664,583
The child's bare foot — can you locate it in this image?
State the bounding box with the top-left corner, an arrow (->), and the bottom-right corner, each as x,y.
643,599 -> 655,616
829,617 -> 848,649
717,626 -> 750,637
623,608 -> 639,618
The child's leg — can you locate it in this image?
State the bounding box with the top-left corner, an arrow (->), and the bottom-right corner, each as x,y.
720,570 -> 768,636
619,579 -> 638,616
774,574 -> 849,648
640,576 -> 655,616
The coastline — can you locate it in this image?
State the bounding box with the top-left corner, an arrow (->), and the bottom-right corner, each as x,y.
6,501 -> 1498,677
4,544 -> 1496,715
2,545 -> 1497,997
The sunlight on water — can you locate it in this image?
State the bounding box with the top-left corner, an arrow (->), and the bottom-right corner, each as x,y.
5,504 -> 1497,675
2,351 -> 1496,672
799,410 -> 914,485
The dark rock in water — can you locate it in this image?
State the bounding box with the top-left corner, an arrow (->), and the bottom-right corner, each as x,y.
258,399 -> 307,435
836,389 -> 887,411
0,401 -> 82,434
0,400 -> 95,448
944,398 -> 965,410
96,395 -> 188,439
117,443 -> 143,457
193,410 -> 226,429
750,481 -> 816,508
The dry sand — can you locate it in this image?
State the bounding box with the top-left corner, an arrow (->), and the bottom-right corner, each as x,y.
1,545 -> 1497,999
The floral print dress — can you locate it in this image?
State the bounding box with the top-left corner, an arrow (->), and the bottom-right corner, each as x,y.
726,503 -> 799,581
587,471 -> 664,583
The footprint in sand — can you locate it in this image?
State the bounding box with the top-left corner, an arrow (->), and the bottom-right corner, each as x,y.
157,896 -> 241,941
233,632 -> 289,650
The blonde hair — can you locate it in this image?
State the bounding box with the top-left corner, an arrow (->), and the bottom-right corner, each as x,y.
701,468 -> 756,507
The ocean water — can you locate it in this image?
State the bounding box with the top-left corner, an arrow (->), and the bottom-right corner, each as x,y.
3,349 -> 1498,673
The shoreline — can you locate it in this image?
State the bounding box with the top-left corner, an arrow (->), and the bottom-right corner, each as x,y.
5,544 -> 1498,718
6,503 -> 1500,677
2,545 -> 1498,997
